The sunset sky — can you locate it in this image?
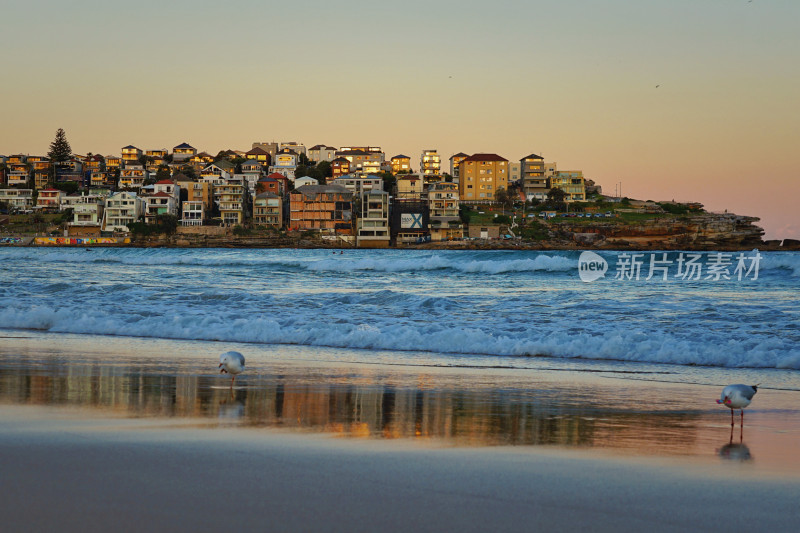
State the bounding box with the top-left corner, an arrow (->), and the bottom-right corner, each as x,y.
2,0 -> 798,239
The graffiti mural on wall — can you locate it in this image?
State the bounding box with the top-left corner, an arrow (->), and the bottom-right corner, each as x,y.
34,237 -> 130,245
0,237 -> 23,244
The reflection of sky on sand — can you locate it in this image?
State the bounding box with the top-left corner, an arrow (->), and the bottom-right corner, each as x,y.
2,332 -> 799,476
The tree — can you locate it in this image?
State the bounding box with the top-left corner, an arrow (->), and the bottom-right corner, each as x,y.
298,152 -> 310,166
547,187 -> 566,204
495,187 -> 514,210
306,167 -> 324,183
53,181 -> 80,194
544,187 -> 566,211
179,165 -> 197,180
155,214 -> 178,235
295,164 -> 309,179
155,165 -> 172,181
47,128 -> 72,163
316,160 -> 332,178
377,171 -> 396,194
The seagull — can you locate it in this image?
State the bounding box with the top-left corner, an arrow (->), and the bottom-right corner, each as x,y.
717,384 -> 758,426
219,351 -> 246,387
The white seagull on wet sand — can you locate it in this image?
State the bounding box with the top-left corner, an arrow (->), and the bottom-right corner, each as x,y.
219,351 -> 245,386
717,384 -> 758,426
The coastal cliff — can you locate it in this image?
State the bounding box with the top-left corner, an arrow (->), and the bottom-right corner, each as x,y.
550,212 -> 768,250
122,211 -> 775,251
3,208 -> 789,251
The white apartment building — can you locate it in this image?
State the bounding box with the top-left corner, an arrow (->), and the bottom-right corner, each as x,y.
103,191 -> 144,232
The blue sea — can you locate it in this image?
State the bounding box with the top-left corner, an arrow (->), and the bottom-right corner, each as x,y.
1,247 -> 798,384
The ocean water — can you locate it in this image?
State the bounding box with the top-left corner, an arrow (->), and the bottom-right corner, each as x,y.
1,247 -> 798,380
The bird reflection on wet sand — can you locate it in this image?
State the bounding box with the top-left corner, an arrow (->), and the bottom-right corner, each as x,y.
717,425 -> 753,462
718,442 -> 753,462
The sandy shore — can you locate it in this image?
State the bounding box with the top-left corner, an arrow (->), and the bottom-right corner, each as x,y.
1,404 -> 799,533
2,332 -> 800,531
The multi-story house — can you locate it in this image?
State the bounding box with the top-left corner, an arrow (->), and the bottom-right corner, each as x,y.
294,176 -> 319,188
105,156 -> 121,173
200,163 -> 232,184
288,184 -> 353,234
176,176 -> 212,209
190,152 -> 214,168
6,167 -> 29,187
121,145 -> 142,165
331,157 -> 351,178
69,201 -> 105,235
395,174 -> 423,200
31,158 -> 52,189
356,189 -> 390,248
119,165 -> 149,190
420,149 -> 441,178
36,189 -> 63,211
457,153 -> 509,202
253,192 -> 283,228
34,169 -> 51,190
83,154 -> 105,173
172,143 -> 197,162
331,175 -> 383,196
180,201 -> 204,226
90,171 -> 116,189
549,171 -> 586,202
428,182 -> 463,241
60,191 -> 108,212
308,145 -> 337,163
0,189 -> 34,211
520,153 -> 548,201
154,179 -> 180,203
391,155 -> 412,175
339,146 -> 384,160
54,159 -> 84,185
279,142 -> 306,157
143,191 -> 179,224
251,142 -> 279,161
244,147 -> 271,168
256,175 -> 285,196
449,152 -> 469,181
509,162 -> 521,183
146,149 -> 168,159
216,177 -> 248,225
269,149 -> 298,180
103,191 -> 144,233
335,148 -> 384,173
239,159 -> 264,194
358,160 -> 382,176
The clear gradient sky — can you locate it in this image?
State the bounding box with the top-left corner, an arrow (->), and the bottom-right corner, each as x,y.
2,0 -> 798,239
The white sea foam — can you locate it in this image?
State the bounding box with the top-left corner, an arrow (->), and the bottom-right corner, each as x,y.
2,248 -> 798,370
1,302 -> 798,370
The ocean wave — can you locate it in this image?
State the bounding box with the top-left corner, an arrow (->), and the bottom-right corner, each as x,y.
760,253 -> 800,277
2,304 -> 798,370
307,254 -> 574,274
4,249 -> 576,275
6,248 -> 799,277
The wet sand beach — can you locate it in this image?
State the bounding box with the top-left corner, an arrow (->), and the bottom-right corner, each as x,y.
1,332 -> 799,531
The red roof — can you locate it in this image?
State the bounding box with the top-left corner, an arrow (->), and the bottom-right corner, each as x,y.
155,179 -> 174,185
267,172 -> 287,180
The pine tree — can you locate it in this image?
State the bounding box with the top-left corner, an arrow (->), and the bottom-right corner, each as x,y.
47,128 -> 72,162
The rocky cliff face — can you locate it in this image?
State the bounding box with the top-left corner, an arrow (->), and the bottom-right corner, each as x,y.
553,213 -> 766,250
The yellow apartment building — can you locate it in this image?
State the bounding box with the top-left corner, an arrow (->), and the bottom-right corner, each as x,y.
457,153 -> 508,202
